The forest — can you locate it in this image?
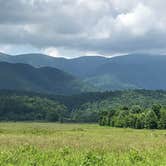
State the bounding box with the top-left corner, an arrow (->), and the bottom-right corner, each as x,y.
0,90 -> 165,129
99,104 -> 166,129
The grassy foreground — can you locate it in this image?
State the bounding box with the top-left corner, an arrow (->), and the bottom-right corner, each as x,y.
0,123 -> 165,166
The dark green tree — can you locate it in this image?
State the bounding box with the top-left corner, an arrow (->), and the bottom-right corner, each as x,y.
135,114 -> 145,129
152,104 -> 161,118
158,109 -> 166,129
130,105 -> 142,114
145,109 -> 158,129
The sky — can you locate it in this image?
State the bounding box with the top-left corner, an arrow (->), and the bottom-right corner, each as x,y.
0,0 -> 166,58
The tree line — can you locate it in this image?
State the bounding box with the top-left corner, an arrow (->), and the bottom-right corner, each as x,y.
99,104 -> 166,129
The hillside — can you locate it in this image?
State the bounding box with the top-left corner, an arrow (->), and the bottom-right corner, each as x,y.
0,94 -> 66,121
0,53 -> 109,78
0,62 -> 93,95
2,53 -> 166,90
84,54 -> 166,90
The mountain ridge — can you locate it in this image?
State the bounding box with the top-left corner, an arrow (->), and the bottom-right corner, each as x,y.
0,52 -> 109,77
0,61 -> 94,95
2,52 -> 166,91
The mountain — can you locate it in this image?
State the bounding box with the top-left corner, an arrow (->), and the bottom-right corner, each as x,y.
86,54 -> 166,90
2,52 -> 166,91
0,62 -> 93,95
0,53 -> 109,78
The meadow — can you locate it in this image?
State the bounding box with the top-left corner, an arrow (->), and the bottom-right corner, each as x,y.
0,123 -> 165,166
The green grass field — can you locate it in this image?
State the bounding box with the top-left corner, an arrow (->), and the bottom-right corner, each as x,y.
0,123 -> 165,166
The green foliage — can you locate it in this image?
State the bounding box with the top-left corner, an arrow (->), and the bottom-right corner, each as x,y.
0,95 -> 67,122
144,109 -> 158,129
130,105 -> 142,114
0,62 -> 92,95
0,89 -> 166,127
135,114 -> 145,129
99,104 -> 166,129
82,151 -> 105,166
152,104 -> 161,118
71,103 -> 99,123
158,109 -> 166,129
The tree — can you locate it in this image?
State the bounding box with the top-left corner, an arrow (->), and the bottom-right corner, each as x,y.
130,105 -> 142,114
125,114 -> 137,128
158,109 -> 166,129
46,109 -> 59,122
114,111 -> 127,128
145,109 -> 158,129
135,114 -> 145,129
99,111 -> 108,126
152,104 -> 161,118
56,105 -> 68,123
106,109 -> 116,126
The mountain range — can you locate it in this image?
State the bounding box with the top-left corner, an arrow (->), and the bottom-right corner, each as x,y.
0,52 -> 108,78
0,61 -> 93,95
1,52 -> 166,93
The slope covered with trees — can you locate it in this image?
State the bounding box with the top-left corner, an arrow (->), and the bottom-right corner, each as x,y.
0,62 -> 94,95
85,54 -> 166,90
2,53 -> 166,91
0,90 -> 165,129
0,94 -> 67,122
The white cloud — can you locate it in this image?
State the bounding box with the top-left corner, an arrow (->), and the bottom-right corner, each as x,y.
115,3 -> 155,36
0,45 -> 11,53
42,47 -> 60,57
85,51 -> 105,57
0,0 -> 166,57
111,0 -> 138,12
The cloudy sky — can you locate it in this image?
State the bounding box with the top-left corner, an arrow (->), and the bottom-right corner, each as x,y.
0,0 -> 166,58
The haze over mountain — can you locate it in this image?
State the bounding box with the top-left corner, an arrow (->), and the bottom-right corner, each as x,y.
85,54 -> 166,90
2,52 -> 166,91
0,52 -> 109,78
0,61 -> 93,95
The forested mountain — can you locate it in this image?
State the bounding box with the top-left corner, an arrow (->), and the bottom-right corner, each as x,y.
2,52 -> 166,90
0,62 -> 93,95
0,53 -> 109,78
84,54 -> 166,90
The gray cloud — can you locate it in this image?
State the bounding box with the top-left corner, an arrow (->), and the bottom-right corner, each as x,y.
0,0 -> 166,57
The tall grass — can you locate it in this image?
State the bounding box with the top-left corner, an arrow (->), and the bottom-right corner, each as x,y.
0,123 -> 165,165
